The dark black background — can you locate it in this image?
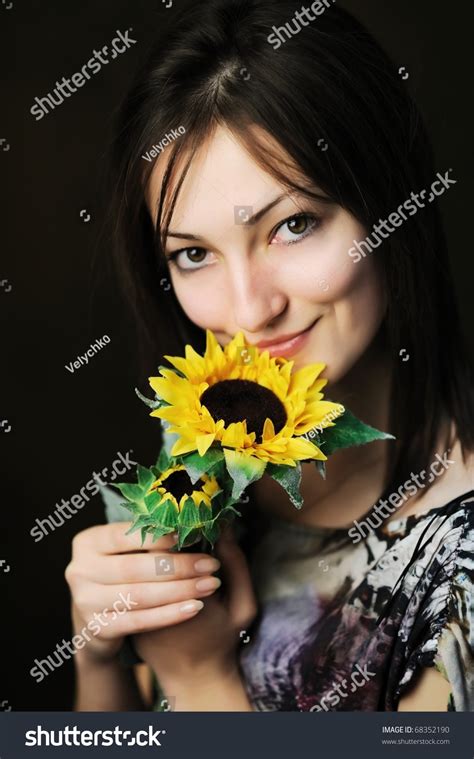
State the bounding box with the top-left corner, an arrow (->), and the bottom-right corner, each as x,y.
1,0 -> 472,710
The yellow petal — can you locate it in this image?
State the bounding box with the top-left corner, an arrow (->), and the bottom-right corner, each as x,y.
163,355 -> 200,381
289,363 -> 326,395
170,437 -> 197,457
221,421 -> 246,448
262,417 -> 276,440
196,433 -> 216,456
148,377 -> 190,406
191,491 -> 212,509
285,436 -> 327,461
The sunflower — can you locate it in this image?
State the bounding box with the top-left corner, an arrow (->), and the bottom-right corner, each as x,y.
113,459 -> 240,548
149,329 -> 345,467
130,329 -> 392,527
148,463 -> 220,511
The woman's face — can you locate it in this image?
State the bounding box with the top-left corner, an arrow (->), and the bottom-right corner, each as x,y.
146,126 -> 385,381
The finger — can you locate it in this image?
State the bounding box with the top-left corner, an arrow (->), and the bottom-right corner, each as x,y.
215,532 -> 257,629
96,599 -> 206,638
76,575 -> 222,615
72,522 -> 178,557
86,551 -> 221,584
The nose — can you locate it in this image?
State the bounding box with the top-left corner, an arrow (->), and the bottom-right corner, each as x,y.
226,253 -> 288,335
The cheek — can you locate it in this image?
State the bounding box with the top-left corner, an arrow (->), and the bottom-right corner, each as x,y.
332,255 -> 385,331
310,215 -> 385,327
286,215 -> 368,303
292,218 -> 386,379
313,247 -> 378,304
170,272 -> 226,331
314,257 -> 386,381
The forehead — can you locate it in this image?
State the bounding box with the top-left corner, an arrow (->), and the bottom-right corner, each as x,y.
145,125 -> 301,230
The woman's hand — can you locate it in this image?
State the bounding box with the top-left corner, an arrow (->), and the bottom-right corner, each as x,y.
65,522 -> 223,665
132,526 -> 258,688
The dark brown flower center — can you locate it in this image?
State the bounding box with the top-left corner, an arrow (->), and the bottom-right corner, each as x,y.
161,469 -> 196,502
200,379 -> 287,441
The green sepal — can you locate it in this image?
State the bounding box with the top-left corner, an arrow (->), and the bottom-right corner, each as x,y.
135,387 -> 164,410
125,496 -> 179,545
319,409 -> 394,456
137,465 -> 156,491
169,503 -> 242,550
315,460 -> 326,480
125,517 -> 156,545
125,514 -> 156,534
266,462 -> 304,509
157,499 -> 180,527
152,525 -> 173,542
114,482 -> 143,502
143,489 -> 163,512
178,497 -> 200,527
179,447 -> 225,484
113,482 -> 147,513
202,520 -> 220,546
176,526 -> 202,550
156,445 -> 172,473
302,429 -> 323,447
223,448 -> 267,499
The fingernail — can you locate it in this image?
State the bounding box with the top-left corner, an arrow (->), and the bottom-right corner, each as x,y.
195,576 -> 222,592
194,558 -> 221,573
180,600 -> 204,614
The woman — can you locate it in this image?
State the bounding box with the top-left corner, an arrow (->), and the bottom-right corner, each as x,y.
65,0 -> 474,711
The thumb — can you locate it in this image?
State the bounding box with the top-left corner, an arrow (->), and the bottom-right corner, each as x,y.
215,528 -> 257,630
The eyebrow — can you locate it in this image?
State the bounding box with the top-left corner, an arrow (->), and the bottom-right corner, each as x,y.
166,193 -> 290,240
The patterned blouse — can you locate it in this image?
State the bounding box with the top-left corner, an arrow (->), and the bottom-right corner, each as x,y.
237,490 -> 474,711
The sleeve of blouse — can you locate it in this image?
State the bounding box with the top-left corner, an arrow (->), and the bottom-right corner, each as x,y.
396,502 -> 474,711
432,525 -> 474,711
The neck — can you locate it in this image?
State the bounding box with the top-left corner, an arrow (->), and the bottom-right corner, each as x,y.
258,333 -> 393,527
329,321 -> 388,413
304,334 -> 392,525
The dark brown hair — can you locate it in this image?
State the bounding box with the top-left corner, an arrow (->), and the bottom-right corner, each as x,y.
104,0 -> 474,497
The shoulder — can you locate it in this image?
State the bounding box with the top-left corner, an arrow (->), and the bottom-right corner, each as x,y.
392,438 -> 474,521
393,493 -> 474,710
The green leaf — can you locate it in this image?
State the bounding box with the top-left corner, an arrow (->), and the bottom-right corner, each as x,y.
266,462 -> 304,509
181,448 -> 225,484
224,449 -> 267,499
320,409 -> 394,456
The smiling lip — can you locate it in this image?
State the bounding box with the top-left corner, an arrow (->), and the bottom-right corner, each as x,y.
251,320 -> 319,358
